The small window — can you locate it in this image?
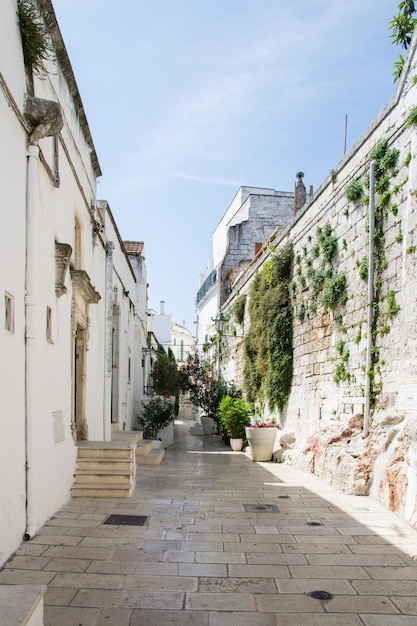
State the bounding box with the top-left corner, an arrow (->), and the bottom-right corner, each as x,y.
5,293 -> 14,333
128,356 -> 131,383
46,306 -> 53,342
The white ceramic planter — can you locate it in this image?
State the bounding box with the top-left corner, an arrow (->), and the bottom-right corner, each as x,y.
230,438 -> 243,451
245,427 -> 278,461
201,416 -> 216,434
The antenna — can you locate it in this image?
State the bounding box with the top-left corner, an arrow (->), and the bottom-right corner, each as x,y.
344,114 -> 348,155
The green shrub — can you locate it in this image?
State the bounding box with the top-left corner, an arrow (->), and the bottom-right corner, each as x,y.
345,180 -> 364,203
217,396 -> 251,439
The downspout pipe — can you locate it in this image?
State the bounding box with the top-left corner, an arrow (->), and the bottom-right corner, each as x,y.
363,160 -> 376,438
23,97 -> 63,541
24,143 -> 40,540
104,241 -> 114,440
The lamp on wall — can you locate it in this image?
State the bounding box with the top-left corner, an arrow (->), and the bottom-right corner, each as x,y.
215,312 -> 226,334
215,312 -> 226,375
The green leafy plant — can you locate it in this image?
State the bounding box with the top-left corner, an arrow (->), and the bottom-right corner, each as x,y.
359,257 -> 369,281
389,1 -> 417,81
244,242 -> 294,412
321,273 -> 348,310
233,294 -> 246,325
180,349 -> 241,423
17,0 -> 54,77
386,290 -> 401,319
137,396 -> 175,440
217,395 -> 251,439
344,179 -> 364,203
407,105 -> 417,127
152,345 -> 182,414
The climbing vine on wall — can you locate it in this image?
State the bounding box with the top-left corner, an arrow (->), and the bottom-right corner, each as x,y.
345,139 -> 403,404
244,242 -> 294,412
290,222 -> 350,384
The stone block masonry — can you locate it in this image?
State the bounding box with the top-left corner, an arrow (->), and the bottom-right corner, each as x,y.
221,35 -> 417,529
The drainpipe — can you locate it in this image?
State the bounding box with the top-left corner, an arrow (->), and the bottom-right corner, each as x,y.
363,160 -> 376,438
104,241 -> 114,440
23,97 -> 63,540
23,143 -> 40,540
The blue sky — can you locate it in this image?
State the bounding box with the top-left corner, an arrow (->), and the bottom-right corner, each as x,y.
52,0 -> 401,331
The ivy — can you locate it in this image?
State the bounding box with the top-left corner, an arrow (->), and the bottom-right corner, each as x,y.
233,294 -> 246,325
244,243 -> 294,412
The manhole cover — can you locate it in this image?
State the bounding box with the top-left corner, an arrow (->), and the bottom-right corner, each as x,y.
103,514 -> 148,526
307,590 -> 334,601
306,520 -> 323,526
244,504 -> 279,513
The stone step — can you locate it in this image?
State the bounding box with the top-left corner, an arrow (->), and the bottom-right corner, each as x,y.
137,448 -> 165,466
111,430 -> 143,443
71,482 -> 133,498
135,439 -> 154,456
76,457 -> 133,472
77,441 -> 135,459
0,584 -> 46,626
73,469 -> 133,485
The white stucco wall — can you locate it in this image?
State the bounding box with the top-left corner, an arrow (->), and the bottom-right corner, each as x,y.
0,0 -> 149,564
0,0 -> 30,563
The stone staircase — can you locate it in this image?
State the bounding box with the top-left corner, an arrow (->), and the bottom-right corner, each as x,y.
71,431 -> 165,498
112,429 -> 165,466
71,440 -> 137,498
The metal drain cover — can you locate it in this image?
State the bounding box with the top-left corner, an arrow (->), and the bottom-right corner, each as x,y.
244,504 -> 279,513
306,520 -> 323,526
307,590 -> 334,601
103,514 -> 148,526
278,495 -> 290,499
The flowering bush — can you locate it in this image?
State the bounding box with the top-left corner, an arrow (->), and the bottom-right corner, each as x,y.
179,350 -> 241,427
137,395 -> 174,440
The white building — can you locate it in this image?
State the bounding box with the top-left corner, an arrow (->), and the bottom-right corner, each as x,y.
195,184 -> 303,354
148,301 -> 195,363
0,0 -> 149,565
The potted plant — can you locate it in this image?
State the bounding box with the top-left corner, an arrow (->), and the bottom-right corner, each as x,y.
179,350 -> 240,435
245,419 -> 281,461
137,395 -> 175,446
217,396 -> 251,451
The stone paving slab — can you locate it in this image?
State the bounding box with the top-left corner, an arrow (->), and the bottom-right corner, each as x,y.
2,407 -> 417,625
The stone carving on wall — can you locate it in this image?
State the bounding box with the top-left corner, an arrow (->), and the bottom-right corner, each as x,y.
55,242 -> 72,298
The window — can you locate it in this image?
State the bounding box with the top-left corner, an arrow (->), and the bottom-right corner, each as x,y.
128,356 -> 131,384
46,306 -> 53,342
5,293 -> 13,333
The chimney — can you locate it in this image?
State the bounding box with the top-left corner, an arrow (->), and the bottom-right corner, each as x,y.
160,300 -> 165,315
294,171 -> 306,215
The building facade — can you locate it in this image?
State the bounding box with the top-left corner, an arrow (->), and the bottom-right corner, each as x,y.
0,0 -> 149,565
195,184 -> 306,358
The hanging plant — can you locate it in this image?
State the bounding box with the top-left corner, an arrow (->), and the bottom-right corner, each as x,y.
17,0 -> 54,77
244,242 -> 294,412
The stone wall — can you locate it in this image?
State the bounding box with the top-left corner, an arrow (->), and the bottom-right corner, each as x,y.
221,36 -> 417,529
220,192 -> 294,303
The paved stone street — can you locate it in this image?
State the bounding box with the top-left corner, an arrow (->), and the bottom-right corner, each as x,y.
1,405 -> 417,625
